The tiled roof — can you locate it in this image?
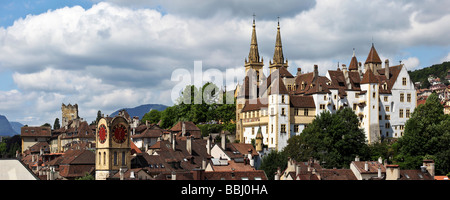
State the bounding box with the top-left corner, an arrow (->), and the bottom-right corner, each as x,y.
289,95 -> 315,108
360,68 -> 378,84
241,98 -> 268,112
399,170 -> 434,180
352,161 -> 386,174
365,44 -> 382,64
21,126 -> 51,137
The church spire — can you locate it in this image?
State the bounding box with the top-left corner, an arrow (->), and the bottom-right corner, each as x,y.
272,17 -> 284,65
269,17 -> 288,74
247,14 -> 261,64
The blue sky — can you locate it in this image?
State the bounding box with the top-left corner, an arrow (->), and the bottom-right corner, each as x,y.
0,0 -> 93,27
0,0 -> 449,125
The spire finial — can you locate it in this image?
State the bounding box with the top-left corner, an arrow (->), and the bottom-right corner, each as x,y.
353,48 -> 355,57
277,16 -> 280,27
253,13 -> 256,25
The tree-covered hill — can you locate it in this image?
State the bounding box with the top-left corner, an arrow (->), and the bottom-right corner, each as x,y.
408,61 -> 450,88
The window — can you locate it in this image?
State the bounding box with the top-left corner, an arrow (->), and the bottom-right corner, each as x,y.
402,77 -> 407,86
373,92 -> 376,99
407,93 -> 411,102
379,115 -> 382,120
399,109 -> 404,118
122,152 -> 126,166
281,108 -> 286,116
385,106 -> 390,112
304,109 -> 309,116
271,125 -> 273,133
281,124 -> 286,133
334,95 -> 337,100
266,126 -> 268,134
385,115 -> 390,120
385,123 -> 390,129
252,127 -> 255,135
295,108 -> 300,116
384,96 -> 388,102
282,95 -> 285,103
406,109 -> 410,118
103,152 -> 106,165
294,125 -> 299,132
99,152 -> 101,165
320,104 -> 326,110
114,152 -> 118,166
355,93 -> 359,98
353,103 -> 357,111
400,93 -> 404,102
399,125 -> 405,130
324,96 -> 327,101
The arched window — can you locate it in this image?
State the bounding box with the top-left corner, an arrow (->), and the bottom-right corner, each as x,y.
114,152 -> 117,166
122,152 -> 126,166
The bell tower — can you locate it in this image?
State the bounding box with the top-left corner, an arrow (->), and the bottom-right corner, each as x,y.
95,116 -> 131,180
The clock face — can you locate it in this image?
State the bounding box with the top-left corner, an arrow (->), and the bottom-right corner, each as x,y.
98,124 -> 107,144
112,123 -> 128,144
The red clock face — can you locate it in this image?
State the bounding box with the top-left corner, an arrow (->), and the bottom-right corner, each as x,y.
98,124 -> 107,144
112,123 -> 128,143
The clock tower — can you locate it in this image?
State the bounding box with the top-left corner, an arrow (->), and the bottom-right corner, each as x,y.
95,116 -> 131,180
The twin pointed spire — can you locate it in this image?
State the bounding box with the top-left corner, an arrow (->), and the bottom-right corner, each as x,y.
247,14 -> 261,64
272,16 -> 285,65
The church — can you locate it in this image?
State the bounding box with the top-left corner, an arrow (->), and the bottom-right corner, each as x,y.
235,18 -> 416,151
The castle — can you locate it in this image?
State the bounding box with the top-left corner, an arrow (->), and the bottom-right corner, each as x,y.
235,18 -> 416,151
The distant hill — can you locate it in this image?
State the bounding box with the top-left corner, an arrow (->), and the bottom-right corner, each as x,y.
110,104 -> 168,120
0,115 -> 18,137
10,122 -> 24,135
408,61 -> 450,88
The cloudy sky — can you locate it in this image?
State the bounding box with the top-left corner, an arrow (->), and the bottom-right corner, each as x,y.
0,0 -> 450,126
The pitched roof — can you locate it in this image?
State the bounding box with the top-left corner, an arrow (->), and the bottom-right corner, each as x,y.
241,98 -> 268,112
361,68 -> 378,84
349,55 -> 359,71
365,44 -> 382,64
170,121 -> 200,132
351,161 -> 386,174
21,126 -> 52,137
289,95 -> 315,108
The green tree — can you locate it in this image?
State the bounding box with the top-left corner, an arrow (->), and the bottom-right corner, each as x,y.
260,150 -> 288,180
159,106 -> 179,129
53,118 -> 60,130
397,93 -> 450,173
284,108 -> 367,169
141,109 -> 161,124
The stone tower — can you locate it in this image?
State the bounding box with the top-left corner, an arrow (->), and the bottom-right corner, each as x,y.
95,116 -> 131,180
61,103 -> 79,128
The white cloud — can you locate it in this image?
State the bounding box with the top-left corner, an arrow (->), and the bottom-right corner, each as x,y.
441,53 -> 450,63
402,57 -> 421,71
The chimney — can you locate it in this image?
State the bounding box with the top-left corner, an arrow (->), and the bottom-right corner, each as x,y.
206,136 -> 211,155
186,136 -> 192,155
423,160 -> 435,177
297,68 -> 302,76
274,167 -> 281,180
296,165 -> 301,177
202,159 -> 207,170
313,65 -> 318,79
378,166 -> 382,178
171,171 -> 176,180
386,165 -> 400,180
146,120 -> 148,127
182,121 -> 186,136
221,132 -> 226,150
342,64 -> 351,89
385,59 -> 390,80
378,157 -> 383,164
364,161 -> 369,171
248,149 -> 254,167
355,155 -> 360,161
119,167 -> 125,180
172,133 -> 176,151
